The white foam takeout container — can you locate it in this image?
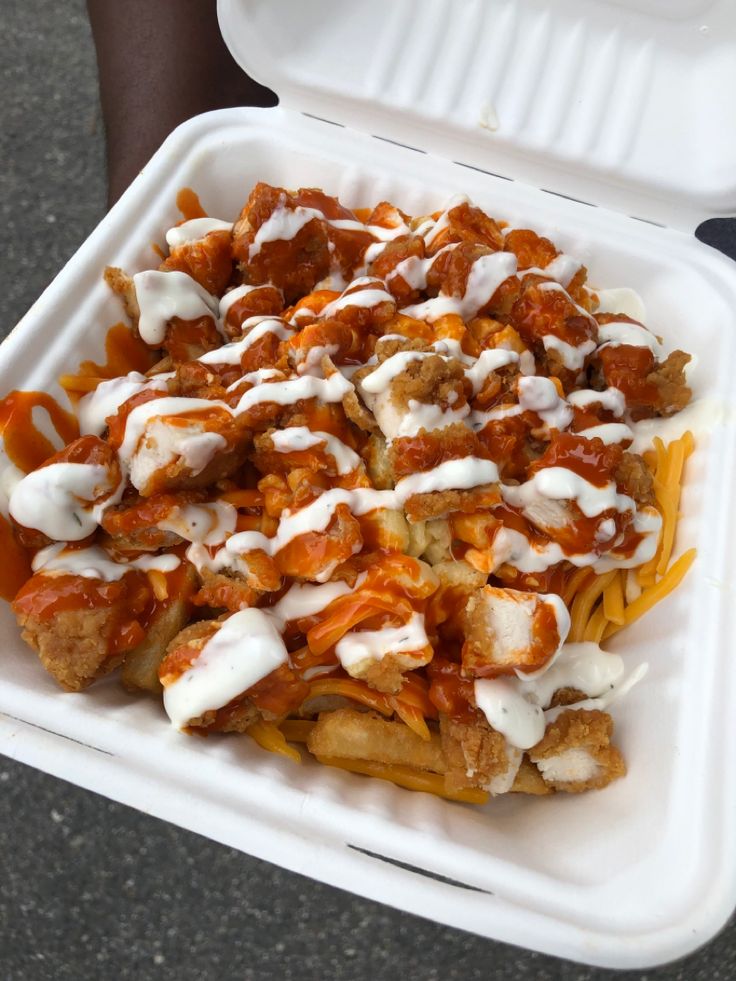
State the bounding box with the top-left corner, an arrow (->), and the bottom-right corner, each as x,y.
2,0 -> 736,968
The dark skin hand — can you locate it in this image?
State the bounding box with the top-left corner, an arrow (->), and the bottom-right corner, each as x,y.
87,0 -> 277,207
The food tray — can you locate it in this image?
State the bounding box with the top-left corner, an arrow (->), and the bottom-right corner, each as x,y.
1,104 -> 736,967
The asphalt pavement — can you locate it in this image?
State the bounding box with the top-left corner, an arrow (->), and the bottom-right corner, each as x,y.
1,2 -> 735,979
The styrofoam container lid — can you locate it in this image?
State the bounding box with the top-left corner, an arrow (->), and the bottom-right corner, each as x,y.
218,0 -> 736,231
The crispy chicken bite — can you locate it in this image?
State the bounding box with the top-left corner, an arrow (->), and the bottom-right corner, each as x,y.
462,585 -> 570,678
232,183 -> 333,302
220,284 -> 285,340
159,609 -> 308,731
335,613 -> 434,694
105,266 -> 222,361
9,435 -> 122,546
439,713 -> 522,794
160,227 -> 233,296
12,568 -> 153,692
529,708 -> 626,792
106,397 -> 250,497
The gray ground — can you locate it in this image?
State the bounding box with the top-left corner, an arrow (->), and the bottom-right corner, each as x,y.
1,2 -> 734,979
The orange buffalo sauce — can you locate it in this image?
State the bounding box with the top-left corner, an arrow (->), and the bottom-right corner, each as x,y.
0,515 -> 32,601
12,568 -> 151,644
176,187 -> 208,221
426,657 -> 477,724
0,390 -> 79,473
60,322 -> 157,400
531,432 -> 622,488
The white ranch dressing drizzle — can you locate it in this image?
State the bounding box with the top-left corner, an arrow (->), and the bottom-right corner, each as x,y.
165,218 -> 232,249
133,270 -> 219,346
517,376 -> 573,430
391,400 -> 471,441
394,456 -> 499,500
320,286 -> 394,319
360,351 -> 432,394
400,252 -> 517,324
198,319 -> 292,365
9,462 -> 117,541
567,387 -> 626,417
336,612 -> 429,670
386,243 -> 459,293
77,372 -> 169,437
464,349 -> 519,395
269,427 -> 361,475
575,422 -> 634,445
537,281 -> 597,325
157,501 -> 237,545
543,663 -> 649,725
542,335 -> 597,371
233,372 -> 352,415
269,579 -> 357,623
474,642 -> 631,749
32,542 -> 180,581
162,608 -> 289,729
502,467 -> 635,519
248,203 -> 409,264
416,194 -> 469,247
249,204 -> 323,259
596,321 -> 662,358
518,254 -> 582,287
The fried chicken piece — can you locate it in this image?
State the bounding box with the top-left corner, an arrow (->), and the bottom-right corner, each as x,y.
307,708 -> 446,771
220,284 -> 284,339
403,484 -> 502,523
104,265 -> 139,323
369,234 -> 426,305
13,570 -> 152,691
593,315 -> 691,419
648,349 -> 692,416
615,451 -> 655,507
160,228 -> 233,296
388,423 -> 480,480
426,559 -> 486,638
461,585 -> 569,678
107,399 -> 250,497
359,348 -> 470,448
101,491 -> 209,551
104,266 -> 221,361
162,316 -> 223,364
504,229 -> 558,270
362,433 -> 394,488
335,612 -> 433,694
529,709 -> 626,792
232,183 -> 332,302
439,714 -> 522,794
509,277 -> 597,387
342,386 -> 380,435
159,616 -> 307,730
423,200 -> 504,254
